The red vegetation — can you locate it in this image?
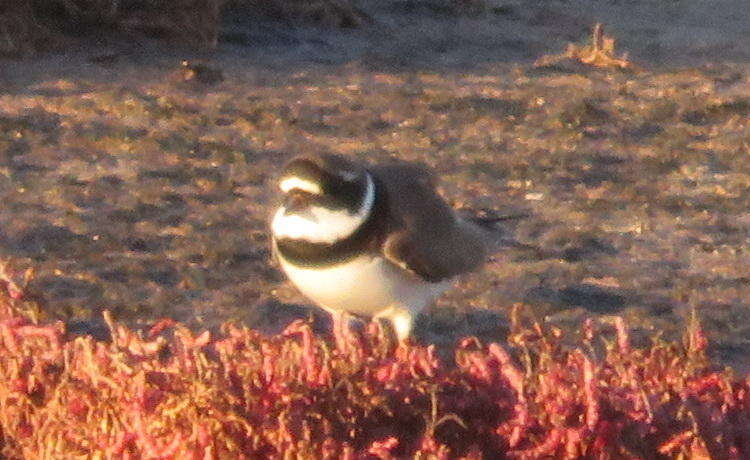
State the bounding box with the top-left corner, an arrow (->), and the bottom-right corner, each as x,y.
0,286 -> 748,458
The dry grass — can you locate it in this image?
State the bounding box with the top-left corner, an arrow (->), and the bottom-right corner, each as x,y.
54,0 -> 120,24
0,0 -> 53,57
1,0 -> 226,52
230,0 -> 370,28
0,0 -> 369,53
120,0 -> 226,48
535,23 -> 635,71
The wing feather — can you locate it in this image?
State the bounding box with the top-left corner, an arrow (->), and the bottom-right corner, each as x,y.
372,163 -> 488,282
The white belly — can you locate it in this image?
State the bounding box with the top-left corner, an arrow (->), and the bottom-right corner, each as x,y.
278,252 -> 451,318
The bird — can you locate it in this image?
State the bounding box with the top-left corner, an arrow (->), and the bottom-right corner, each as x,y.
177,60 -> 224,86
270,153 -> 500,344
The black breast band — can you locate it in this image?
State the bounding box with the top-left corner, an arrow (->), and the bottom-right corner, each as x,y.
275,176 -> 387,268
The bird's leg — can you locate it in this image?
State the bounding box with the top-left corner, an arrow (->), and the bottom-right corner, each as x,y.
390,309 -> 414,343
375,306 -> 414,347
331,310 -> 350,354
373,316 -> 396,354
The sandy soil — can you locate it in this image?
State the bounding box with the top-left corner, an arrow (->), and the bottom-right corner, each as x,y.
1,0 -> 750,369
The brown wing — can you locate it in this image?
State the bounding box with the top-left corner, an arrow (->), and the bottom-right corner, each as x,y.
371,163 -> 488,282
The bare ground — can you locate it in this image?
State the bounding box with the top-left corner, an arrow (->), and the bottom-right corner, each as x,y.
1,0 -> 750,370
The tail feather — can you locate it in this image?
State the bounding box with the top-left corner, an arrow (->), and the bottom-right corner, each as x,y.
458,208 -> 530,252
463,208 -> 530,229
470,213 -> 530,228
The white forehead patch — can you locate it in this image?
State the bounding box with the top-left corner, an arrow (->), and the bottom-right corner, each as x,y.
279,176 -> 322,195
272,173 -> 374,244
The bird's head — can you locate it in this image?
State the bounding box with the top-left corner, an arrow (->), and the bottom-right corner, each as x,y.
272,153 -> 375,244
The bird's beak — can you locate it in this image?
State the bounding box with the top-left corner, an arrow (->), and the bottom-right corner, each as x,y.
285,189 -> 312,213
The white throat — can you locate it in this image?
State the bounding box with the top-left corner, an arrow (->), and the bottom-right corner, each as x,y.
272,173 -> 375,244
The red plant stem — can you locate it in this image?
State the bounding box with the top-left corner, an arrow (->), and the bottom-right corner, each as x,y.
614,317 -> 630,354
582,354 -> 599,432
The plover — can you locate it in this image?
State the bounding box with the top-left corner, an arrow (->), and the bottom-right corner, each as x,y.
270,153 -> 494,342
